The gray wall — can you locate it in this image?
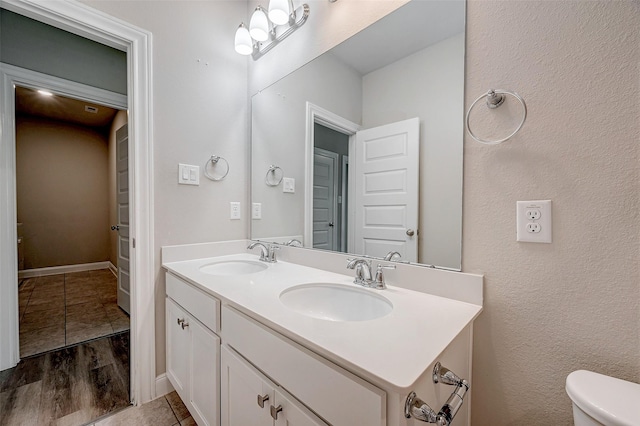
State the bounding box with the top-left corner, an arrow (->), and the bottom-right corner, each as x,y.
0,9 -> 127,95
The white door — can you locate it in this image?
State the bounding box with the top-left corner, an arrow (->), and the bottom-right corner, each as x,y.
115,124 -> 130,314
313,148 -> 339,251
189,318 -> 220,426
166,299 -> 190,398
353,118 -> 420,262
221,346 -> 274,426
274,389 -> 327,426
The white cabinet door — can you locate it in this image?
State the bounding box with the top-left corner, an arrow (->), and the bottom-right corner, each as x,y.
274,389 -> 326,426
221,346 -> 273,426
190,318 -> 220,426
167,296 -> 221,426
166,298 -> 190,398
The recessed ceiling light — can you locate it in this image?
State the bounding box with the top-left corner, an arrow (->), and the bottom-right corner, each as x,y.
37,90 -> 53,97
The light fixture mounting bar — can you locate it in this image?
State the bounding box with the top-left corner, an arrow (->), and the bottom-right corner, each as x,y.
252,3 -> 309,60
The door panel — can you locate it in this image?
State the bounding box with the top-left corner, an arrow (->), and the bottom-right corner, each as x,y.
354,118 -> 419,262
115,124 -> 130,313
313,149 -> 339,251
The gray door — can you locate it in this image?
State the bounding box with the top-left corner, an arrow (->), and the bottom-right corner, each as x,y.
115,124 -> 130,314
313,148 -> 339,251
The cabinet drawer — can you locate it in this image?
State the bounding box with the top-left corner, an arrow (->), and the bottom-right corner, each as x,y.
222,306 -> 386,426
166,272 -> 220,333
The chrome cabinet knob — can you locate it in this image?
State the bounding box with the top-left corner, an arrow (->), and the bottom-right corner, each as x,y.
181,321 -> 189,329
257,394 -> 269,408
406,229 -> 415,237
177,318 -> 185,325
270,404 -> 283,420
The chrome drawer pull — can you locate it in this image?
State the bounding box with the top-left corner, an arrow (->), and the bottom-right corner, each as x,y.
257,394 -> 269,408
270,404 -> 283,420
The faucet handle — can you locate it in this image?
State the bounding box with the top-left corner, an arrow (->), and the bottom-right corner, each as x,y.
267,244 -> 280,262
373,263 -> 396,289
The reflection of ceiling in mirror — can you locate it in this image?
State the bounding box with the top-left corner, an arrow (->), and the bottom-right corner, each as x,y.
330,0 -> 465,75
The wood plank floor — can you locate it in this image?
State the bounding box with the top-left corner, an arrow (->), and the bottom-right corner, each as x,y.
0,332 -> 130,426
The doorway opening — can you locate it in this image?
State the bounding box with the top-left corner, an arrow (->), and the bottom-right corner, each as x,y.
15,85 -> 130,358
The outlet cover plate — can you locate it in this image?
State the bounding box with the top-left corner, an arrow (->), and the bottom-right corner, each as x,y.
230,202 -> 241,220
252,203 -> 262,220
517,200 -> 552,243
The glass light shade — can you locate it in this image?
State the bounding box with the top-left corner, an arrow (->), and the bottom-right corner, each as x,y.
268,0 -> 290,26
249,8 -> 269,42
234,24 -> 253,55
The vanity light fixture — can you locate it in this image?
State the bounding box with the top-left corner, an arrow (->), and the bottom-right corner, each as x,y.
234,0 -> 313,59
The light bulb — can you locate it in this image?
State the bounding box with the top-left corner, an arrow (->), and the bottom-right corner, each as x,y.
234,23 -> 253,55
249,7 -> 269,42
268,0 -> 290,26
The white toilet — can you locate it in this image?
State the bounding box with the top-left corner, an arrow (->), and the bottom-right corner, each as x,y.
566,370 -> 640,426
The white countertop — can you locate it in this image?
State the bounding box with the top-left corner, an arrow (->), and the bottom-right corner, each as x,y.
163,253 -> 482,392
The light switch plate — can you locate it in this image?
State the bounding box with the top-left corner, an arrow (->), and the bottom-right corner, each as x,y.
517,200 -> 552,243
178,163 -> 199,186
283,177 -> 295,193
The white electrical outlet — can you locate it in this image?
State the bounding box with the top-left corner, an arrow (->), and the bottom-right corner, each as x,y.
178,163 -> 200,185
517,200 -> 552,243
252,203 -> 262,220
283,177 -> 295,193
230,202 -> 241,220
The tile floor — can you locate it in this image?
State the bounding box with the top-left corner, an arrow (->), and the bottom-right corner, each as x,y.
91,391 -> 196,426
18,269 -> 130,357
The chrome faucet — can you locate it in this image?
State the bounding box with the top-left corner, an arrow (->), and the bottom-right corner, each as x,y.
248,242 -> 279,263
346,258 -> 373,286
285,239 -> 303,247
383,251 -> 402,261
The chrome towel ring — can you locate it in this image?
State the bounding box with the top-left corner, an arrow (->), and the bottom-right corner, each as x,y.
204,155 -> 229,181
265,165 -> 283,186
466,89 -> 527,145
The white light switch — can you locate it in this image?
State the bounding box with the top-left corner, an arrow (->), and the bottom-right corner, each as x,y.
283,177 -> 295,193
517,200 -> 552,243
178,163 -> 199,186
230,202 -> 241,220
252,203 -> 262,219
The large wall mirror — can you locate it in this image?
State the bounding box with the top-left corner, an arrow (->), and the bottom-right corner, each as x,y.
251,0 -> 465,270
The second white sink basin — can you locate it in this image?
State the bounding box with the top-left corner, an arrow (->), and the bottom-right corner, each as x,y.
199,260 -> 267,276
279,283 -> 393,322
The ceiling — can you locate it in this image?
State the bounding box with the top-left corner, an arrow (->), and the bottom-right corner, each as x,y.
330,0 -> 465,75
15,86 -> 119,128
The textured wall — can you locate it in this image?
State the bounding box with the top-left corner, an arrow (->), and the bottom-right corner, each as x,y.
16,116 -> 110,269
463,1 -> 640,424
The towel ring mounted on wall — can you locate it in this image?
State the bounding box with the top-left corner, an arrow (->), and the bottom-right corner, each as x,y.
465,89 -> 527,145
265,165 -> 283,186
204,155 -> 229,181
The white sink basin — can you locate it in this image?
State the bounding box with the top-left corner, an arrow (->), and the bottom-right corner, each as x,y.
279,283 -> 393,322
199,260 -> 267,276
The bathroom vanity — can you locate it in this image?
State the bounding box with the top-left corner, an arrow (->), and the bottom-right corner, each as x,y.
162,241 -> 482,426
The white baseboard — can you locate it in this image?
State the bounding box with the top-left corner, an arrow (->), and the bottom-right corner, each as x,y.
108,262 -> 117,277
155,374 -> 174,397
18,261 -> 111,279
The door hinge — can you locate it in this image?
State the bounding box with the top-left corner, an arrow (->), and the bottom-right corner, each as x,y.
132,238 -> 136,248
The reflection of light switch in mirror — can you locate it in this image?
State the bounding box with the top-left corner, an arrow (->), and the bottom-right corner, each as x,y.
252,203 -> 262,219
283,177 -> 295,193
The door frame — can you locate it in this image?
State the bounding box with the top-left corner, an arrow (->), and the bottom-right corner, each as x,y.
0,0 -> 155,405
304,102 -> 359,248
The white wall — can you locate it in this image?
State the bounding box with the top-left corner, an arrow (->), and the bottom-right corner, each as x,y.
464,1 -> 640,424
251,52 -> 362,240
363,33 -> 464,269
79,0 -> 249,375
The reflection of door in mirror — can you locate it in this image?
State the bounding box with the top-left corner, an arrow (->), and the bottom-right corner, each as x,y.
353,118 -> 420,263
313,124 -> 350,252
